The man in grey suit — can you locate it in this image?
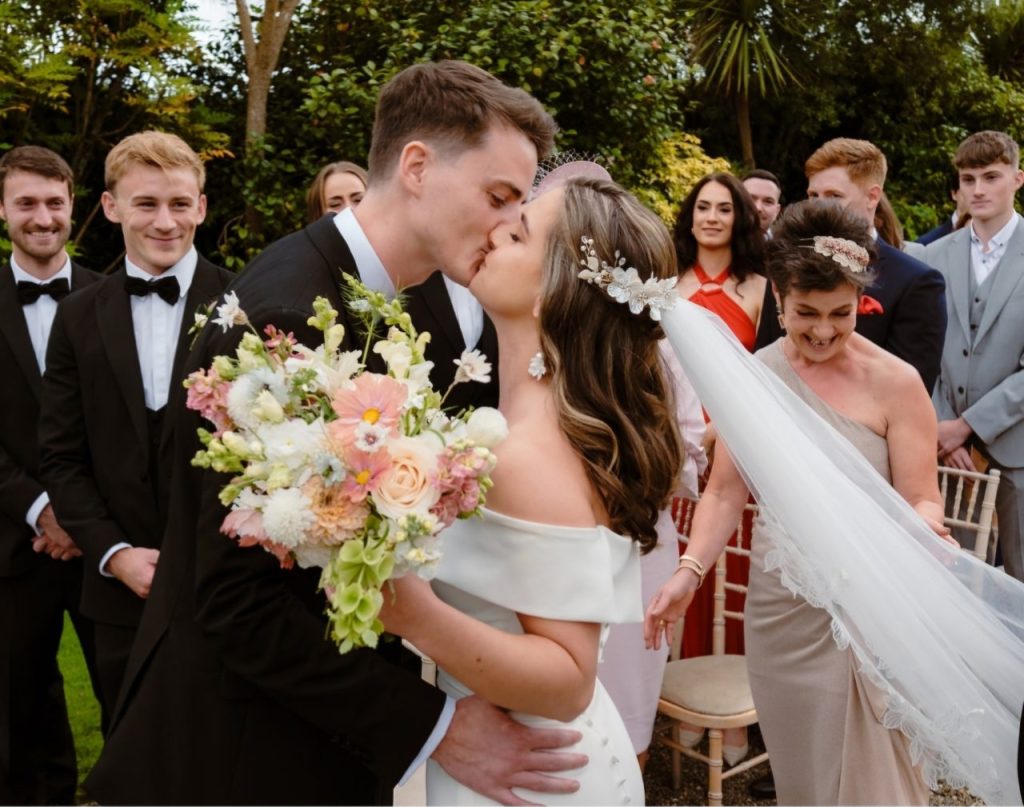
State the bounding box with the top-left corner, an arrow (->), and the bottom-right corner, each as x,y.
925,130 -> 1024,581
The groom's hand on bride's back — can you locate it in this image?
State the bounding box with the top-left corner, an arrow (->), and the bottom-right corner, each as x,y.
432,694 -> 586,806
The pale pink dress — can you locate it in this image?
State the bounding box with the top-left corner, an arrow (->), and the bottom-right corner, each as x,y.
598,342 -> 707,752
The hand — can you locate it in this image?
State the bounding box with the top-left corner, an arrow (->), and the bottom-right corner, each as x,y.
433,694 -> 586,806
107,547 -> 160,598
377,574 -> 436,639
644,568 -> 699,650
34,505 -> 81,561
941,445 -> 977,473
937,418 -> 972,456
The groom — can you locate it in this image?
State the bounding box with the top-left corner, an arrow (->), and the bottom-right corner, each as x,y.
85,61 -> 585,805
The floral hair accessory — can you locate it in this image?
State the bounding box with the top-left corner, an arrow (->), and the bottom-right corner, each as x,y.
577,236 -> 678,321
807,236 -> 871,273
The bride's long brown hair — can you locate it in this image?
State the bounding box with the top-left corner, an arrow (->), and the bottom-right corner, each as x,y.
537,178 -> 684,552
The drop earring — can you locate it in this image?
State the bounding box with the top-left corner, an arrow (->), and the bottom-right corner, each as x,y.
528,352 -> 547,380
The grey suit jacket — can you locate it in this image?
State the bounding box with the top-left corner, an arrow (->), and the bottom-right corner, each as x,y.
924,219 -> 1024,467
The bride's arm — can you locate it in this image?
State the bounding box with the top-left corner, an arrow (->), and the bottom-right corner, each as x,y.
643,444 -> 749,649
381,578 -> 600,722
380,432 -> 608,723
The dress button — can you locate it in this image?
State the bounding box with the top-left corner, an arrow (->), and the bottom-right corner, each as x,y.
958,386 -> 965,394
963,349 -> 969,357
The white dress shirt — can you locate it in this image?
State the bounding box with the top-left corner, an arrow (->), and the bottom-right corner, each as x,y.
970,213 -> 1020,287
11,256 -> 72,533
126,248 -> 198,411
335,208 -> 483,348
333,207 -> 455,783
100,249 -> 198,576
444,275 -> 484,349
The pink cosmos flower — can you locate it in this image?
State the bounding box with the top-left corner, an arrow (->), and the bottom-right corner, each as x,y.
330,373 -> 407,443
185,367 -> 233,434
339,446 -> 391,502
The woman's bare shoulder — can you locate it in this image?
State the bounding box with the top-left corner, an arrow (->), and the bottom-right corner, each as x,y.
487,422 -> 596,527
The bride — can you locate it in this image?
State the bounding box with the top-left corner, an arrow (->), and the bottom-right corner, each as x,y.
379,177 -> 684,805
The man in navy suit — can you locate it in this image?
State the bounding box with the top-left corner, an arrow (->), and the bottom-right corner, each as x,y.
0,146 -> 101,803
755,138 -> 947,392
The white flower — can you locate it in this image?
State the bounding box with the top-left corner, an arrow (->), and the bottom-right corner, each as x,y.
212,291 -> 249,332
258,419 -> 329,472
374,339 -> 414,378
354,421 -> 390,453
453,349 -> 492,385
226,368 -> 289,431
193,310 -> 209,330
251,389 -> 285,424
465,407 -> 508,448
261,487 -> 315,548
293,543 -> 334,570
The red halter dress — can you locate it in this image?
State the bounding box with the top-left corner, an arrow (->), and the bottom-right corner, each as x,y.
679,265 -> 755,656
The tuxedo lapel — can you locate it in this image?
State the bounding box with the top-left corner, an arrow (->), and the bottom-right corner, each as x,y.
0,265 -> 42,398
160,256 -> 232,455
305,214 -> 356,292
405,271 -> 465,358
976,224 -> 1024,344
95,270 -> 148,450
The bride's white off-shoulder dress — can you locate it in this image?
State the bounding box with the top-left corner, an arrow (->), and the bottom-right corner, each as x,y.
425,508 -> 646,806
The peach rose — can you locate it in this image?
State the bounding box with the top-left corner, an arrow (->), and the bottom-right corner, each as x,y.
372,436 -> 441,519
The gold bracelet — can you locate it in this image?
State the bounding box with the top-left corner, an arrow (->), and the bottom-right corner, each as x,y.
677,554 -> 706,585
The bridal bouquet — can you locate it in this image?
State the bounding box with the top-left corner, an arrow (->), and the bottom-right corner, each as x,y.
184,275 -> 506,653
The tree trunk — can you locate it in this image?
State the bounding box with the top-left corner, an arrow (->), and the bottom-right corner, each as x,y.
736,90 -> 755,169
236,0 -> 300,145
235,0 -> 300,238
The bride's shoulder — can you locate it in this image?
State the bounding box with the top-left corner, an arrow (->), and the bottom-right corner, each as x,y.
487,421 -> 597,529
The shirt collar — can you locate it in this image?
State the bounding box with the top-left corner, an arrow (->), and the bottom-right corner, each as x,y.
333,207 -> 394,298
970,212 -> 1020,249
10,255 -> 72,285
125,246 -> 197,301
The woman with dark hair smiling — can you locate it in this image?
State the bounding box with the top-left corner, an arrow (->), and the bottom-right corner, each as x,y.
670,170 -> 766,763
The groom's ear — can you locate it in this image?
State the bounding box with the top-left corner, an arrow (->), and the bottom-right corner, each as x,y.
397,141 -> 430,197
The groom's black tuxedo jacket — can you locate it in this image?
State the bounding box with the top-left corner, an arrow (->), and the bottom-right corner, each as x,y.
86,215 -> 494,805
39,257 -> 234,627
0,261 -> 99,577
754,237 -> 947,392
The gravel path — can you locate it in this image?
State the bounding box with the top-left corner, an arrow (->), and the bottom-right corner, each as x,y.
642,728 -> 983,806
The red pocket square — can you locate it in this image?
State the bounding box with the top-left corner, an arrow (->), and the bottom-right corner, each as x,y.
857,295 -> 884,315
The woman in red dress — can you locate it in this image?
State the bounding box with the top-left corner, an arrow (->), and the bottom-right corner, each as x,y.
671,172 -> 765,763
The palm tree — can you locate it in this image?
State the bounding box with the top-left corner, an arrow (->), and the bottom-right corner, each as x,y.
974,0 -> 1024,83
680,0 -> 801,168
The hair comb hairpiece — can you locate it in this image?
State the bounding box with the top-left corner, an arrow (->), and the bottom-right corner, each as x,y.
806,235 -> 870,273
577,236 -> 678,321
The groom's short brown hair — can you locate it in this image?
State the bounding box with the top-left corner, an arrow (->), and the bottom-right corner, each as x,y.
367,60 -> 556,182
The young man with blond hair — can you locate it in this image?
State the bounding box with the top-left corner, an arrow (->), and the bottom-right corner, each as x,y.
755,137 -> 947,393
0,145 -> 101,803
925,130 -> 1024,583
38,131 -> 233,727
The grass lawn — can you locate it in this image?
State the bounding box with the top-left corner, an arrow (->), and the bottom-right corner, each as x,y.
57,614 -> 103,798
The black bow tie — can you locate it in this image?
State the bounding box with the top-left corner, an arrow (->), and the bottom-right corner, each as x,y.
125,275 -> 180,305
17,278 -> 70,305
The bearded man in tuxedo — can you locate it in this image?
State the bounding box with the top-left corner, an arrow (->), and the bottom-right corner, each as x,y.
0,145 -> 102,804
85,61 -> 593,806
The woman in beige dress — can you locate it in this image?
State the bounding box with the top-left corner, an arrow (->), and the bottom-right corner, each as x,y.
645,200 -> 949,805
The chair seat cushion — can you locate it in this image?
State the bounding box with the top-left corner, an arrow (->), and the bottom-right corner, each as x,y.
660,654 -> 755,716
